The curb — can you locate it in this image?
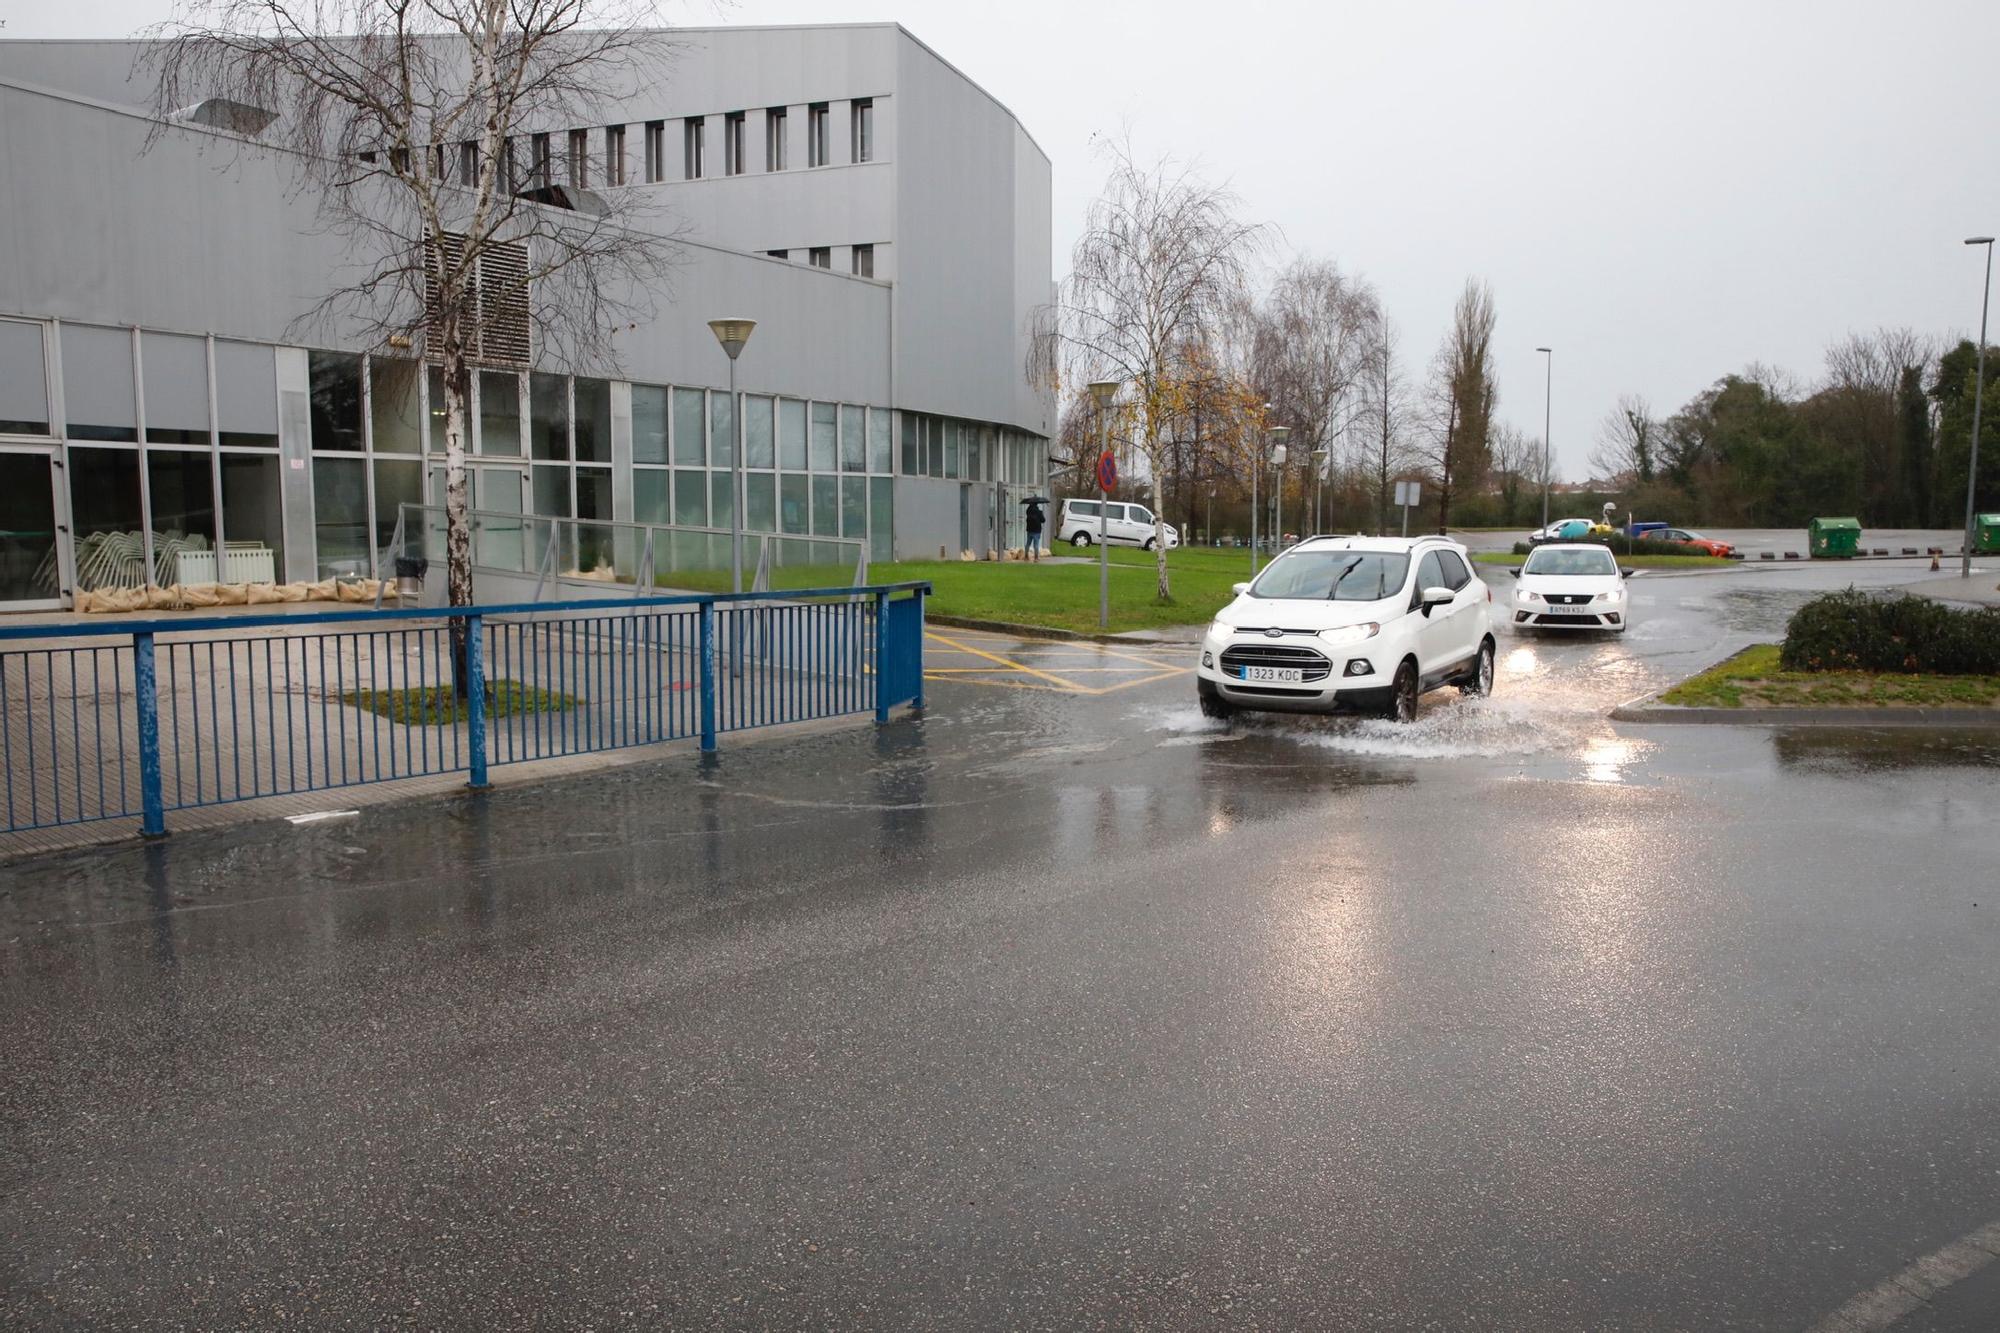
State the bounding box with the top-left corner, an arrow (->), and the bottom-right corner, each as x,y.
1610,647 -> 2000,727
1611,702 -> 2000,727
923,613 -> 1200,647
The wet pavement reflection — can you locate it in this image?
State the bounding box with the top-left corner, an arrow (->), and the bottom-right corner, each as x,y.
2,560 -> 1998,1328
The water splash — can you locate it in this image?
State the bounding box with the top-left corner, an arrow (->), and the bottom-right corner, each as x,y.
1294,695 -> 1585,761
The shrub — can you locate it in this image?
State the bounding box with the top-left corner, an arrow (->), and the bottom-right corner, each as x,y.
1781,589 -> 2000,674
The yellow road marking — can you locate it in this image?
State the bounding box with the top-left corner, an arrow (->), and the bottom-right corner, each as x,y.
923,631 -> 1081,690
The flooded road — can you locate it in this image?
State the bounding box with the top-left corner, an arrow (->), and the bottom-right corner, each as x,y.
3,560 -> 1998,1329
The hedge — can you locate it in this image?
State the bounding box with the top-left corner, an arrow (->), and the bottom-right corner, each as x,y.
1781,589 -> 2000,674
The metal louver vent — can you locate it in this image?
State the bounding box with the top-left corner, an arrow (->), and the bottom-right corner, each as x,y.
423,229 -> 531,368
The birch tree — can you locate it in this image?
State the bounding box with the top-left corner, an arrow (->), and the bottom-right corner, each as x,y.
1032,143 -> 1265,599
145,0 -> 682,688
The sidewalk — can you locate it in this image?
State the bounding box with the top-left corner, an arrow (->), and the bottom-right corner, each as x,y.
1899,574 -> 2000,607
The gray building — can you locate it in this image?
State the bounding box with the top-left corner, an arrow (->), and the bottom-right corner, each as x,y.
0,23 -> 1053,610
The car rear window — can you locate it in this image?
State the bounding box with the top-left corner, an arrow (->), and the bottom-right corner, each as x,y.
1251,550 -> 1410,600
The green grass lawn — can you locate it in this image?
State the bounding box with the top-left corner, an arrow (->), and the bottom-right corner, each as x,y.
871,548 -> 1249,634
1472,551 -> 1733,571
1660,644 -> 2000,709
344,679 -> 581,725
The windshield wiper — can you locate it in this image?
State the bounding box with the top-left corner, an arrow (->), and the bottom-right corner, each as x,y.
1326,557 -> 1363,599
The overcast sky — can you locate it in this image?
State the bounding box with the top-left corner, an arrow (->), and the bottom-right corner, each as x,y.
10,0 -> 2000,479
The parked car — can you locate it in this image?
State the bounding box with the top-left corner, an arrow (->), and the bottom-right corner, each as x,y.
1197,534 -> 1495,724
1059,498 -> 1181,550
1643,527 -> 1735,558
1528,517 -> 1612,545
1507,543 -> 1631,633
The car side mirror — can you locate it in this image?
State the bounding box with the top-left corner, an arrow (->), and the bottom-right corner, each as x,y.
1231,582 -> 1251,595
1619,567 -> 1633,579
1507,567 -> 1523,578
1419,585 -> 1453,615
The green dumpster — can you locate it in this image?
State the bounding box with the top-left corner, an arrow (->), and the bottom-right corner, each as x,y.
1807,516 -> 1862,559
1976,514 -> 2000,555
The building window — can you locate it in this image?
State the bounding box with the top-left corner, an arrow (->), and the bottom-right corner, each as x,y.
851,99 -> 874,163
478,371 -> 522,456
723,111 -> 745,176
141,331 -> 209,445
684,117 -> 705,179
644,121 -> 665,182
530,132 -> 552,188
851,243 -> 874,278
567,128 -> 589,188
765,106 -> 788,171
604,125 -> 626,186
458,141 -> 479,187
809,246 -> 831,269
807,102 -> 829,166
766,249 -> 789,261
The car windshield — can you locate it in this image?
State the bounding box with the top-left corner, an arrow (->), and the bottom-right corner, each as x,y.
1524,547 -> 1617,576
1250,550 -> 1410,600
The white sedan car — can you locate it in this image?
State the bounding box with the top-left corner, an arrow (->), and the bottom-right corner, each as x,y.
1507,543 -> 1631,632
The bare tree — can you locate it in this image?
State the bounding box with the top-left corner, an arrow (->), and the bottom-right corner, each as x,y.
1420,279 -> 1497,532
1032,141 -> 1266,599
1488,421 -> 1537,523
1251,258 -> 1378,533
1589,393 -> 1660,484
1355,313 -> 1411,534
145,0 -> 682,687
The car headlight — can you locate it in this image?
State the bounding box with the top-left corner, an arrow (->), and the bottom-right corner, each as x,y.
1517,589 -> 1542,602
1318,622 -> 1381,645
1595,589 -> 1624,602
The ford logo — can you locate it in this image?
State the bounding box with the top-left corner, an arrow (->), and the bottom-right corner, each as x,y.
1264,628 -> 1284,638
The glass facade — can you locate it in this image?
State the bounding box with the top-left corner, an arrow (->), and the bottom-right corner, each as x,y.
0,315 -> 1051,602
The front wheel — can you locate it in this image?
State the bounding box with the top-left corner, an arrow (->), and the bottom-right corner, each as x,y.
1197,685 -> 1234,721
1459,638 -> 1496,696
1143,537 -> 1158,551
1071,531 -> 1092,548
1387,660 -> 1419,723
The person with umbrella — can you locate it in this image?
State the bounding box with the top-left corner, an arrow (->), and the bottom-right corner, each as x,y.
1022,495 -> 1048,562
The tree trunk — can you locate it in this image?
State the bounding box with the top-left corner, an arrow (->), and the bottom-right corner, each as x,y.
442,347 -> 474,697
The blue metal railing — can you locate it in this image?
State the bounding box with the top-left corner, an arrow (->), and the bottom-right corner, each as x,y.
0,583 -> 930,839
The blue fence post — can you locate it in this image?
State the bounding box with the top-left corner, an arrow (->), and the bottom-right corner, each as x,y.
912,589 -> 926,710
133,631 -> 166,838
874,590 -> 891,724
699,600 -> 718,753
465,614 -> 489,789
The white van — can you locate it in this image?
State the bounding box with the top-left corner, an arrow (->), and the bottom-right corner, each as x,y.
1057,499 -> 1180,550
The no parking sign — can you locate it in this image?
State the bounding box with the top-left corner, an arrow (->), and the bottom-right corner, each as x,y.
1096,451 -> 1118,492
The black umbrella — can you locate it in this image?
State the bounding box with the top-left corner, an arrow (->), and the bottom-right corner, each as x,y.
1019,496 -> 1050,505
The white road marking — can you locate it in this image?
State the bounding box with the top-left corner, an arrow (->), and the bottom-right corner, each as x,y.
1805,1220 -> 2000,1332
286,809 -> 360,826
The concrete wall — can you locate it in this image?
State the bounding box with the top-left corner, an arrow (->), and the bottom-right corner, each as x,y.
0,81 -> 892,406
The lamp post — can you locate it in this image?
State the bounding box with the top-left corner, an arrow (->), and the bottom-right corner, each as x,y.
1962,237 -> 1994,579
1270,427 -> 1291,556
1088,379 -> 1120,628
707,318 -> 757,593
1252,402 -> 1273,575
1207,488 -> 1215,546
1312,444 -> 1329,534
1536,346 -> 1553,530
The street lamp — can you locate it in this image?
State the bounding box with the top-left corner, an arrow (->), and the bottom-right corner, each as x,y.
1252,402 -> 1273,574
1311,445 -> 1329,534
1536,347 -> 1553,530
1207,488 -> 1215,546
707,318 -> 756,594
1962,237 -> 1994,579
1270,427 -> 1291,556
1088,379 -> 1120,628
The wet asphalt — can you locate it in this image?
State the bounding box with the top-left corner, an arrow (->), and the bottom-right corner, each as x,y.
3,559 -> 1999,1329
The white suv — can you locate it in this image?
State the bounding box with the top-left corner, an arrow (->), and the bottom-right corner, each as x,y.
1196,535 -> 1496,723
1058,498 -> 1180,550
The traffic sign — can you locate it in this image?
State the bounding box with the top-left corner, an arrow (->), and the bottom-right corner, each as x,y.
1096,451 -> 1118,492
